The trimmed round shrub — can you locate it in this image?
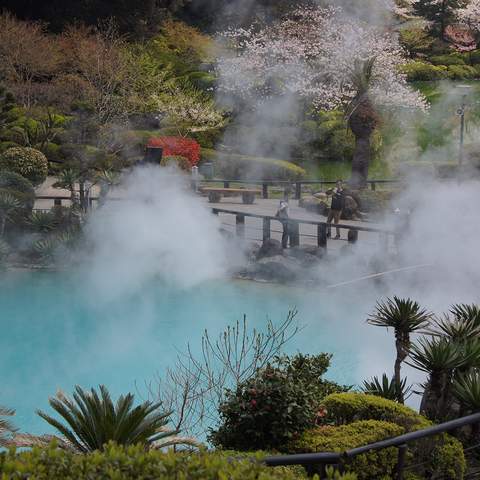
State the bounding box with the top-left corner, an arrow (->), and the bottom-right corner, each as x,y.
291,420 -> 403,480
320,393 -> 465,480
0,147 -> 48,186
160,155 -> 191,171
0,443 -> 303,480
322,393 -> 430,431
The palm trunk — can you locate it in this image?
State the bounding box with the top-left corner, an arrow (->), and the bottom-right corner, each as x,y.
394,335 -> 407,404
0,215 -> 5,237
350,134 -> 371,189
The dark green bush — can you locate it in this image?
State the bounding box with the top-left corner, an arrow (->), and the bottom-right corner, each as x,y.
202,149 -> 306,181
0,147 -> 48,186
399,28 -> 434,56
446,65 -> 478,80
291,420 -> 403,480
400,62 -> 448,81
209,354 -> 347,452
0,443 -> 303,480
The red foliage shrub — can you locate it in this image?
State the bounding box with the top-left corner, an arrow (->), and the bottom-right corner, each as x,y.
147,137 -> 200,166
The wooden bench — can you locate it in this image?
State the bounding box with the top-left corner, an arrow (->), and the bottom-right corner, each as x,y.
200,187 -> 261,204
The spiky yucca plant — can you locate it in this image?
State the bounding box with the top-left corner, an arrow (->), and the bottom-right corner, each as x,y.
430,303 -> 480,342
368,297 -> 432,403
36,385 -> 176,453
362,373 -> 411,402
0,406 -> 17,447
0,191 -> 21,236
26,211 -> 58,233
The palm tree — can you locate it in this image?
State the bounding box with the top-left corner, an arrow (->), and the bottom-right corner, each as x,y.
347,58 -> 380,189
26,211 -> 58,233
368,297 -> 432,403
0,191 -> 21,236
36,385 -> 177,453
452,371 -> 480,439
53,169 -> 80,207
408,337 -> 464,420
429,303 -> 480,342
362,373 -> 411,402
0,406 -> 16,447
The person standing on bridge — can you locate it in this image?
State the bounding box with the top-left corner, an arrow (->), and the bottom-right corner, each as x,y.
326,180 -> 345,240
275,200 -> 290,249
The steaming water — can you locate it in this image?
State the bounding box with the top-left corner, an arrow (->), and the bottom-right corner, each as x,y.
0,270 -> 395,436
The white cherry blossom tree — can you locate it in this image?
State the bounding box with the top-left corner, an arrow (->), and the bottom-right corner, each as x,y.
217,5 -> 426,187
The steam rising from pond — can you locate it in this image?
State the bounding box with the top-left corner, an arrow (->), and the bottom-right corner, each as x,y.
80,166 -> 230,303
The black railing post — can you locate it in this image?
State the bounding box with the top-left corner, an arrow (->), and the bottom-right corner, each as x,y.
290,221 -> 300,247
224,181 -> 230,189
262,183 -> 268,199
236,214 -> 245,237
371,181 -> 376,191
318,223 -> 327,249
263,218 -> 271,243
295,182 -> 302,200
395,444 -> 408,480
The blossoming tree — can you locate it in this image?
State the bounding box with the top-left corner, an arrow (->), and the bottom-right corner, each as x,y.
457,0 -> 480,35
218,5 -> 426,187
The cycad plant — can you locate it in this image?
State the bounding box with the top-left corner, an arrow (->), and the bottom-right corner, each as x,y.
408,337 -> 464,420
0,191 -> 21,236
362,373 -> 411,402
36,385 -> 177,453
0,406 -> 16,447
26,211 -> 58,233
452,371 -> 480,439
429,304 -> 480,342
368,297 -> 432,403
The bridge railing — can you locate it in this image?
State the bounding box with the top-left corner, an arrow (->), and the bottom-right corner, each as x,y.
264,412 -> 480,479
212,207 -> 394,251
200,179 -> 401,200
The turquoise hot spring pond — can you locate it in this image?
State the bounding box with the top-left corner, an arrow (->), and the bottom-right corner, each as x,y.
0,270 -> 393,436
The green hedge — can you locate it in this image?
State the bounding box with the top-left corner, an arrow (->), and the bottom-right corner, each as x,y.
320,393 -> 465,479
322,393 -> 430,431
0,443 -> 303,480
430,54 -> 466,66
401,61 -> 448,81
291,420 -> 403,480
446,65 -> 478,80
201,149 -> 306,181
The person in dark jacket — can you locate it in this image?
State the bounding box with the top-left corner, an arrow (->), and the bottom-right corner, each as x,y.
326,180 -> 345,239
275,200 -> 290,248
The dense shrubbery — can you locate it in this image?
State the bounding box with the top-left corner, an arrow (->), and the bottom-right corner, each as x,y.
0,170 -> 35,211
401,61 -> 448,81
202,149 -> 306,181
209,354 -> 347,451
148,137 -> 200,166
0,147 -> 48,186
291,420 -> 403,480
0,444 -> 303,480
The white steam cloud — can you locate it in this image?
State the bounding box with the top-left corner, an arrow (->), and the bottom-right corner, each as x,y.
80,167 -> 230,303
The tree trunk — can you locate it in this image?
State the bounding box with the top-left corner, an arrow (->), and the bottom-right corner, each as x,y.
350,134 -> 371,189
0,214 -> 5,237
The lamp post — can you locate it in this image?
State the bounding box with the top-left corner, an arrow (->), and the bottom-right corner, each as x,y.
456,85 -> 472,166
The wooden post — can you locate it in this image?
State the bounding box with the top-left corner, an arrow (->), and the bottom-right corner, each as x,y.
212,209 -> 219,215
290,221 -> 300,247
236,214 -> 245,237
263,218 -> 271,243
295,182 -> 302,200
262,183 -> 268,199
395,444 -> 408,480
318,223 -> 327,249
224,181 -> 230,189
371,181 -> 376,191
